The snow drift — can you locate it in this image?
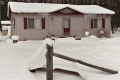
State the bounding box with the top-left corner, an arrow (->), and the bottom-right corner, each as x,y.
23,38 -> 53,70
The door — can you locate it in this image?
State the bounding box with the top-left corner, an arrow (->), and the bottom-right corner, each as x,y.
63,19 -> 70,36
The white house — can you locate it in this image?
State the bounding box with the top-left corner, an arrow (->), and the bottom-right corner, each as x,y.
7,2 -> 115,40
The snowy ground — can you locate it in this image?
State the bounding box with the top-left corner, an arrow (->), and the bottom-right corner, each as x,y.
0,34 -> 120,80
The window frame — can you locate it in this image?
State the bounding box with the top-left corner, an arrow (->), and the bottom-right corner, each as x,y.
28,18 -> 34,29
93,18 -> 102,28
34,18 -> 42,29
27,18 -> 42,29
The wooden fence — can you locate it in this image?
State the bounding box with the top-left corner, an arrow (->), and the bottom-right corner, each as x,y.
46,44 -> 118,80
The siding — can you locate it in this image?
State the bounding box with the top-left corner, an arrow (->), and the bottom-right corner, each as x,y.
11,13 -> 111,40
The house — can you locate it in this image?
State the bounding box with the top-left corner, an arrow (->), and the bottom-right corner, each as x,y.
7,2 -> 115,40
1,21 -> 11,36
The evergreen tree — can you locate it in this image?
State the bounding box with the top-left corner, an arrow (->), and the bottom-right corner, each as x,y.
110,0 -> 120,33
1,0 -> 8,21
0,0 -> 8,31
63,0 -> 68,4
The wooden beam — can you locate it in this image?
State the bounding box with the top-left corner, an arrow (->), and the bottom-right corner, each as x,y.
54,68 -> 80,76
53,53 -> 118,74
46,44 -> 53,80
37,68 -> 80,76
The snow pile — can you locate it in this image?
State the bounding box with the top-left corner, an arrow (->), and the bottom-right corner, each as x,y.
85,31 -> 89,36
54,47 -> 120,72
55,65 -> 108,80
17,65 -> 39,80
23,46 -> 47,70
11,35 -> 19,40
23,38 -> 53,70
111,31 -> 120,38
43,38 -> 54,47
2,34 -> 120,80
85,70 -> 120,80
110,31 -> 115,38
81,35 -> 99,41
54,57 -> 76,68
6,39 -> 23,45
0,36 -> 9,40
99,30 -> 104,35
1,21 -> 11,24
55,37 -> 80,43
53,58 -> 120,80
88,35 -> 98,38
53,65 -> 78,73
7,26 -> 11,36
5,39 -> 13,43
115,32 -> 120,37
117,27 -> 120,31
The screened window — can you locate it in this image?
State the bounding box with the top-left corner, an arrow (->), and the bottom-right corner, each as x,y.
28,18 -> 34,28
94,19 -> 102,28
28,18 -> 41,29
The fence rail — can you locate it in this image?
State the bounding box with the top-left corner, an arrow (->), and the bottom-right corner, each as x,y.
46,44 -> 118,80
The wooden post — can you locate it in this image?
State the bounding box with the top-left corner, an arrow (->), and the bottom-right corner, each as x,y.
46,44 -> 53,80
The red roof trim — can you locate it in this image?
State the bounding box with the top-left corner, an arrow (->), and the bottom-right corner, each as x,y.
51,13 -> 84,15
11,12 -> 113,16
52,7 -> 82,13
9,8 -> 113,16
12,12 -> 38,14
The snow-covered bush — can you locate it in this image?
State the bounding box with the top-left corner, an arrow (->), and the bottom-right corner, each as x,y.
89,35 -> 98,39
11,35 -> 19,43
117,27 -> 120,32
11,35 -> 19,40
98,30 -> 105,38
99,30 -> 104,35
111,29 -> 120,38
51,35 -> 56,40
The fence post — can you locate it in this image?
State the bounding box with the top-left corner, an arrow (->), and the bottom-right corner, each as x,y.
46,44 -> 53,80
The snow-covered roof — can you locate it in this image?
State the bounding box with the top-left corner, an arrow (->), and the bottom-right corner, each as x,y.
2,26 -> 11,30
1,21 -> 11,24
8,2 -> 115,15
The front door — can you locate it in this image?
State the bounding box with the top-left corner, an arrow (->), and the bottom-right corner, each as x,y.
63,19 -> 70,36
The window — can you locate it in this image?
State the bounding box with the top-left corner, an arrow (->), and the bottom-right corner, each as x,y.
63,19 -> 70,28
91,18 -> 105,29
28,18 -> 41,29
28,18 -> 34,28
24,17 -> 46,29
94,19 -> 102,28
34,19 -> 41,29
